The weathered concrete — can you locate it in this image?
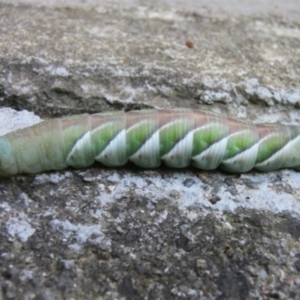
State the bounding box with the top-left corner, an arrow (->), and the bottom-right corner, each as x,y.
1,1 -> 300,299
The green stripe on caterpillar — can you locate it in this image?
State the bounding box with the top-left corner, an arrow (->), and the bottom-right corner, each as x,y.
1,108 -> 300,176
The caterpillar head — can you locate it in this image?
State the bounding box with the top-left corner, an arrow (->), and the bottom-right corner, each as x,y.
0,138 -> 18,176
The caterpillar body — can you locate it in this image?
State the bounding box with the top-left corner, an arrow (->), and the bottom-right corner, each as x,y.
1,109 -> 300,176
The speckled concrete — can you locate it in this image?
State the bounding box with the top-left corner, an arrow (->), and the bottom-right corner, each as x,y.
1,1 -> 300,299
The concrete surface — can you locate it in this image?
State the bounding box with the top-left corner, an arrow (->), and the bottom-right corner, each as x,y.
1,1 -> 300,299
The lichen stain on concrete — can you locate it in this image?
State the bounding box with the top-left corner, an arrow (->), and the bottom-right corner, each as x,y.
49,219 -> 111,252
6,212 -> 36,243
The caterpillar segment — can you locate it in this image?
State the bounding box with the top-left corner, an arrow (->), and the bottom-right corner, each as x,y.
0,109 -> 300,176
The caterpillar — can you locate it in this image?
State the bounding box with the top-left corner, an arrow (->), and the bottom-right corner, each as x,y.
1,108 -> 300,176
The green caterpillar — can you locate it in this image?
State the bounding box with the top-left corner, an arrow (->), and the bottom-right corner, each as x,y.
1,109 -> 300,176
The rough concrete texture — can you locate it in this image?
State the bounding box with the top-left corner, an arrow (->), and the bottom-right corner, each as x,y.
1,1 -> 300,299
